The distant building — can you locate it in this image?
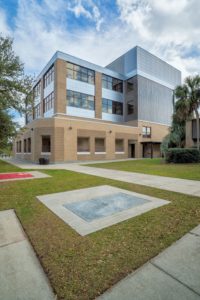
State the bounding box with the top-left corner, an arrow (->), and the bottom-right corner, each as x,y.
14,46 -> 181,163
186,119 -> 200,148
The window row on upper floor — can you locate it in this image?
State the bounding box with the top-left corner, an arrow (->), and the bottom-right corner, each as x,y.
66,62 -> 123,93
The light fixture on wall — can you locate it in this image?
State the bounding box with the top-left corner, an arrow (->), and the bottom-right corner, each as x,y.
68,126 -> 72,130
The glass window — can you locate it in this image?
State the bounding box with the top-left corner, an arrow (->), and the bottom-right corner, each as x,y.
34,103 -> 41,119
115,139 -> 124,152
42,136 -> 51,152
33,81 -> 41,98
43,65 -> 54,88
67,90 -> 94,110
142,126 -> 151,138
67,62 -> 95,85
102,74 -> 123,93
24,139 -> 27,153
27,138 -> 31,153
77,137 -> 90,152
95,138 -> 105,152
127,101 -> 134,115
43,92 -> 54,113
126,77 -> 134,92
102,99 -> 123,115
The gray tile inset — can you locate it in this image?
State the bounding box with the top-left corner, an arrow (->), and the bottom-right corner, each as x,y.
37,185 -> 170,235
63,192 -> 149,222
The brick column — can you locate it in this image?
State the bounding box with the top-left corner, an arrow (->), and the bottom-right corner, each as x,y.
95,72 -> 102,119
54,59 -> 67,114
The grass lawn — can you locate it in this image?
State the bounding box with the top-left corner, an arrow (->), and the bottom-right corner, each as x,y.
0,159 -> 200,300
88,158 -> 200,181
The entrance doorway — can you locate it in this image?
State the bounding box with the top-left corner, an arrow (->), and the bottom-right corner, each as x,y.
128,143 -> 135,158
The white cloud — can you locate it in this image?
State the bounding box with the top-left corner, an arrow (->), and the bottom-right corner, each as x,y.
1,0 -> 200,128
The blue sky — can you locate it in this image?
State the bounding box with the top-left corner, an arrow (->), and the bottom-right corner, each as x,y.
1,0 -> 200,125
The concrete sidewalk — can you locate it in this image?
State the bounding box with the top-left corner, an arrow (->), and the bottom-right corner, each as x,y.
3,157 -> 200,197
0,210 -> 55,300
98,225 -> 200,300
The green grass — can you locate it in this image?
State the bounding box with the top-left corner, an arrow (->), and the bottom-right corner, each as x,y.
87,158 -> 200,181
0,159 -> 200,300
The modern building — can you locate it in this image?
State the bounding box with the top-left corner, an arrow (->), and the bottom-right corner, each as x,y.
14,46 -> 181,163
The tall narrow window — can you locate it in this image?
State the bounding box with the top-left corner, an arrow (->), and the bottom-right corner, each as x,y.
127,101 -> 134,115
126,77 -> 134,92
27,138 -> 31,153
24,139 -> 27,153
42,136 -> 51,153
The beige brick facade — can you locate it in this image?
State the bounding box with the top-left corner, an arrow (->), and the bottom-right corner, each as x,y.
14,57 -> 170,163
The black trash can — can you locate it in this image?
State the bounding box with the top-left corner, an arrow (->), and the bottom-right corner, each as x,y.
39,157 -> 49,165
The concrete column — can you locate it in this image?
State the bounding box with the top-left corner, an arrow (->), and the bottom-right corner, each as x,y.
54,59 -> 67,114
95,72 -> 102,119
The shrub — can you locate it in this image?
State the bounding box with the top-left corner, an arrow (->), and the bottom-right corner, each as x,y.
166,148 -> 200,163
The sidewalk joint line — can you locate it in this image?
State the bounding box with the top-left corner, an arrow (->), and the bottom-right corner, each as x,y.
150,262 -> 200,297
0,238 -> 25,249
189,232 -> 200,238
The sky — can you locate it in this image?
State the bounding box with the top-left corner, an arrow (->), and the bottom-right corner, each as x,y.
1,0 -> 200,125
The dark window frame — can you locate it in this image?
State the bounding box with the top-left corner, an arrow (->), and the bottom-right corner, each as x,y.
67,62 -> 95,85
102,98 -> 123,115
67,90 -> 94,111
42,136 -> 51,153
142,126 -> 151,138
102,74 -> 123,93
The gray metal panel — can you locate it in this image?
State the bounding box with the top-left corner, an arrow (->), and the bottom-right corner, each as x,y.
137,76 -> 173,125
137,47 -> 181,88
106,47 -> 137,76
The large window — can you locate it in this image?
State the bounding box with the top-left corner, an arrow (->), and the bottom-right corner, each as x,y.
44,65 -> 54,88
67,62 -> 95,84
95,138 -> 105,153
77,137 -> 90,152
67,90 -> 94,110
33,81 -> 41,98
142,126 -> 151,138
127,101 -> 134,115
42,136 -> 51,153
34,103 -> 41,119
102,99 -> 123,115
115,139 -> 124,152
102,74 -> 123,93
43,92 -> 54,112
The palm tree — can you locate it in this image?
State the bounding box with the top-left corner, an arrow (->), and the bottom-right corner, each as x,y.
175,75 -> 200,150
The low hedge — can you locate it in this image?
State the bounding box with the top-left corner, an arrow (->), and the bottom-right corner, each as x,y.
166,148 -> 200,163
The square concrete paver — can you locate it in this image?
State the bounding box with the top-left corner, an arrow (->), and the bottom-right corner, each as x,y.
152,233 -> 200,295
0,210 -> 25,247
0,210 -> 55,300
98,263 -> 200,300
37,185 -> 170,235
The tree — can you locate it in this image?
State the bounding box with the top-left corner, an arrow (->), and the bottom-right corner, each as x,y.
175,75 -> 200,150
0,35 -> 34,113
0,35 -> 34,151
